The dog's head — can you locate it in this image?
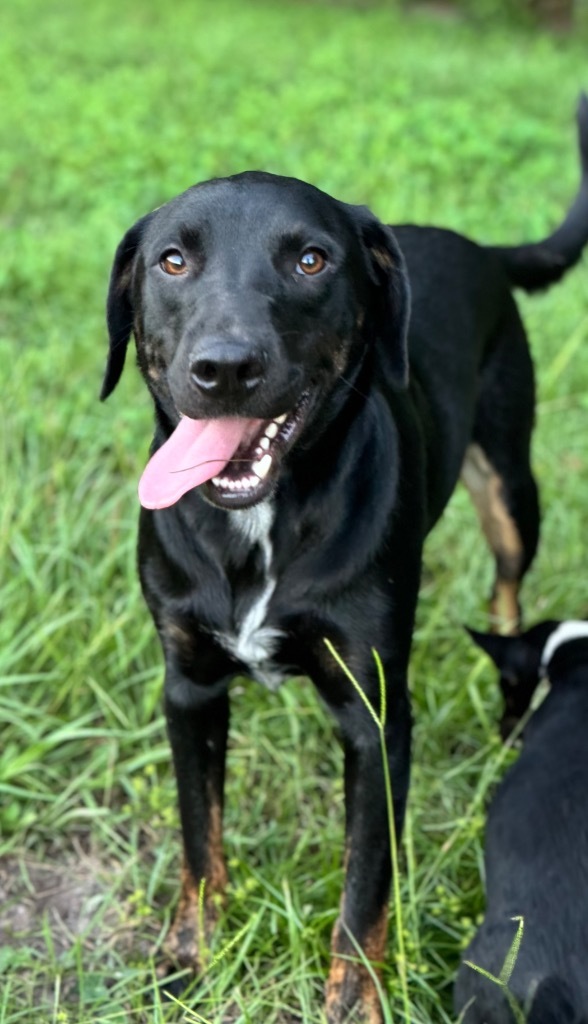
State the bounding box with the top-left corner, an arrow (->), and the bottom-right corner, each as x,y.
102,171 -> 410,511
466,620 -> 588,738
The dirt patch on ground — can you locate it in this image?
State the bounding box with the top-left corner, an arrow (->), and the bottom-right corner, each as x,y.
0,851 -> 122,955
0,847 -> 303,1022
0,844 -> 158,1011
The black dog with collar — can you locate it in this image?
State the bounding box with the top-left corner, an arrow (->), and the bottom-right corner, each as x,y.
455,621 -> 588,1024
102,99 -> 588,1022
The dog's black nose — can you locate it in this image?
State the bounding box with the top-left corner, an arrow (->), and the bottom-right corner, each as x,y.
190,338 -> 265,397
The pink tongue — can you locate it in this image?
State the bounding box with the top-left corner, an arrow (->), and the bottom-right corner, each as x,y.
138,416 -> 258,509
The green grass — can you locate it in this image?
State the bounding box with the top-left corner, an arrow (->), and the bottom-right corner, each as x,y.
2,1 -> 588,1021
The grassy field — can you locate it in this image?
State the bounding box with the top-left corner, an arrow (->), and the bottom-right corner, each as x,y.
1,1 -> 588,1021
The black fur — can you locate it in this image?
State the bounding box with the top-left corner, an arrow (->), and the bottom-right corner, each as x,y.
492,94 -> 588,292
467,621 -> 558,737
455,622 -> 588,1024
102,99 -> 588,1023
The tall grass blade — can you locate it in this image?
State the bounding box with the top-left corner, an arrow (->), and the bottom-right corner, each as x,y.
499,915 -> 524,987
464,958 -> 526,1024
324,638 -> 410,1024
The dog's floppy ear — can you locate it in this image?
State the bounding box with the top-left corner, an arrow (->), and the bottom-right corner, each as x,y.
465,626 -> 517,672
101,212 -> 153,400
351,206 -> 411,390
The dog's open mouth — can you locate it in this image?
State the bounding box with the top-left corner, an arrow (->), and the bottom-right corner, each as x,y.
138,394 -> 311,511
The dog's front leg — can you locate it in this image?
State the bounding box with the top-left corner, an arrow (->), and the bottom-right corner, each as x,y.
160,667 -> 230,986
320,667 -> 412,1024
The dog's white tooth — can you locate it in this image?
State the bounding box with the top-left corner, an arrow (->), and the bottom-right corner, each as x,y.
265,422 -> 279,439
274,413 -> 287,424
227,480 -> 236,491
252,453 -> 272,480
259,436 -> 271,451
233,479 -> 243,490
248,475 -> 258,488
212,476 -> 221,485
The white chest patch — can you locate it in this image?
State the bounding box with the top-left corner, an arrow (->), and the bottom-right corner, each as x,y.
215,502 -> 287,690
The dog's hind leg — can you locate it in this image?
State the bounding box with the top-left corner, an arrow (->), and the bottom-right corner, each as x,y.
461,300 -> 540,636
461,442 -> 537,633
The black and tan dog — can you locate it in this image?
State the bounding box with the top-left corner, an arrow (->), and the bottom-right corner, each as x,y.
455,620 -> 588,1024
102,98 -> 588,1022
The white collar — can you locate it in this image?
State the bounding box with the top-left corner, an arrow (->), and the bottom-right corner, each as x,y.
540,621 -> 588,672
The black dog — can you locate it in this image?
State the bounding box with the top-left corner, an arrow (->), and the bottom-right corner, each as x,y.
102,98 -> 588,1023
455,620 -> 588,1024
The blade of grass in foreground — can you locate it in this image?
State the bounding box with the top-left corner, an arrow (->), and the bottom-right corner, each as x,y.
324,638 -> 409,1024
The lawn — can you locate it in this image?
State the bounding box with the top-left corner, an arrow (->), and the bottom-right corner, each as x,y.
1,1 -> 588,1021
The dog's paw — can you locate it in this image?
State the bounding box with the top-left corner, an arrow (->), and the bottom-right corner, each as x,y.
156,960 -> 193,1001
155,920 -> 204,1001
325,961 -> 384,1024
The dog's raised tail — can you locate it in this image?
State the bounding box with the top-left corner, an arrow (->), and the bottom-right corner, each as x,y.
492,93 -> 588,292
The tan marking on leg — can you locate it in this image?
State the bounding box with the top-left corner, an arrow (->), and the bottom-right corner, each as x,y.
161,858 -> 204,972
325,907 -> 387,1023
362,904 -> 388,963
490,579 -> 521,636
461,443 -> 523,574
461,443 -> 524,634
162,793 -> 227,974
206,797 -> 228,898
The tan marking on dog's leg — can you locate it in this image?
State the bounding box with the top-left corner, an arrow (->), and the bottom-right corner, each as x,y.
489,579 -> 521,636
206,798 -> 229,899
362,905 -> 388,963
461,443 -> 524,635
161,858 -> 204,972
325,907 -> 387,1024
162,795 -> 228,974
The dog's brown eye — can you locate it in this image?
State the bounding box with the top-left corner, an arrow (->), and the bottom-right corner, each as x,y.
160,250 -> 187,275
296,249 -> 327,276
